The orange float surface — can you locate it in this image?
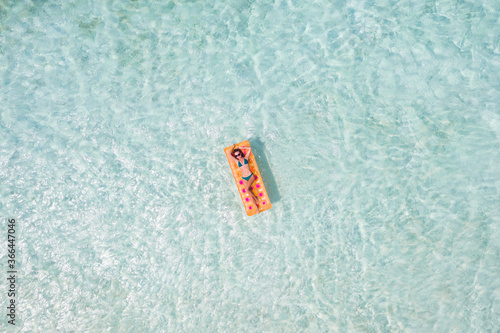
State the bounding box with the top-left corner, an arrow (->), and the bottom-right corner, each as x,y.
224,140 -> 272,216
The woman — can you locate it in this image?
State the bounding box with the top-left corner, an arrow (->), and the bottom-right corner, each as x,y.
227,144 -> 260,213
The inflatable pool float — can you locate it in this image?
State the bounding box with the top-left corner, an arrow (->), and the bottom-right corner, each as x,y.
224,140 -> 272,216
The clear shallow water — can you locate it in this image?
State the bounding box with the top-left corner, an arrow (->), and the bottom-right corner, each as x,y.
1,0 -> 499,331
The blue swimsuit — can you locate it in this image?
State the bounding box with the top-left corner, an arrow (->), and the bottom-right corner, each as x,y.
238,158 -> 253,181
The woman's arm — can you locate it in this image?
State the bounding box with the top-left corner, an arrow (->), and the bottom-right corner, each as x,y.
227,145 -> 238,163
244,146 -> 252,159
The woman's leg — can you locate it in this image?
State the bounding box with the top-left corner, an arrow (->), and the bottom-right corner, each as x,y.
245,174 -> 260,213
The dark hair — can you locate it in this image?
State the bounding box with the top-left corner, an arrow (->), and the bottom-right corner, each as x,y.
232,148 -> 244,157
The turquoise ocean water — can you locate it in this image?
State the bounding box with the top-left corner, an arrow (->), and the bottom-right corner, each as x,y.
1,0 -> 499,331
